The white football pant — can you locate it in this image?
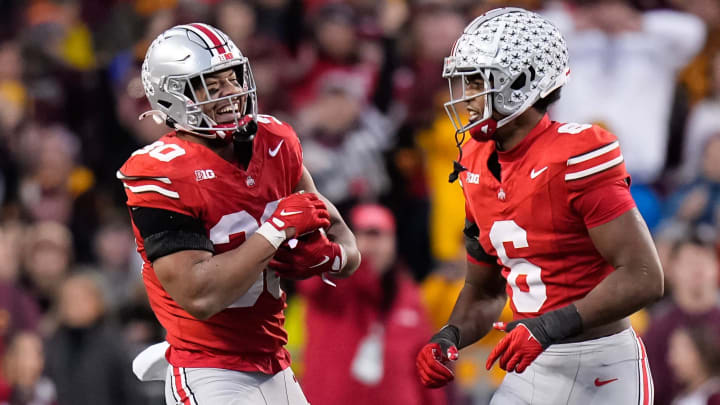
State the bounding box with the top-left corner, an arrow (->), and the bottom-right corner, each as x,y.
490,328 -> 653,405
165,366 -> 310,405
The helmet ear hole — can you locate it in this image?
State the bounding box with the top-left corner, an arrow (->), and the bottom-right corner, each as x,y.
511,73 -> 526,90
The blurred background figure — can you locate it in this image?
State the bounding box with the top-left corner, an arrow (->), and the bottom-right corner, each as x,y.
658,134 -> 720,239
20,221 -> 73,318
297,204 -> 447,405
44,273 -> 141,405
546,0 -> 706,186
295,77 -> 395,211
644,232 -> 720,405
667,325 -> 720,405
1,331 -> 56,405
0,0 -> 715,403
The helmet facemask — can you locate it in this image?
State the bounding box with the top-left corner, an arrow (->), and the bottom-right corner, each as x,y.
165,61 -> 258,141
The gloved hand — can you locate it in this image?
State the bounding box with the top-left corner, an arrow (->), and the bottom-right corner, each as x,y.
256,192 -> 330,248
270,229 -> 345,279
416,325 -> 460,388
486,304 -> 583,373
486,321 -> 544,373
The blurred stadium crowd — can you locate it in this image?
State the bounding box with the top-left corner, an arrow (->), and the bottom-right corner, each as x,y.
0,0 -> 719,404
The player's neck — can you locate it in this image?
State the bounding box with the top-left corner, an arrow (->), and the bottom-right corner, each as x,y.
493,109 -> 544,152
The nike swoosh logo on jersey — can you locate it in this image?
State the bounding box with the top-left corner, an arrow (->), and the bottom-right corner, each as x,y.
594,378 -> 618,387
309,256 -> 330,268
530,166 -> 548,179
280,209 -> 302,216
269,140 -> 284,157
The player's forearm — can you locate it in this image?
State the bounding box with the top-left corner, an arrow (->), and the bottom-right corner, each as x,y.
186,234 -> 277,319
448,284 -> 507,349
326,223 -> 361,278
324,201 -> 360,278
574,261 -> 663,330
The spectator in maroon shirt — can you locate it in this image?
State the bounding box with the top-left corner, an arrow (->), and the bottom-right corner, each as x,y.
297,203 -> 447,405
644,232 -> 720,405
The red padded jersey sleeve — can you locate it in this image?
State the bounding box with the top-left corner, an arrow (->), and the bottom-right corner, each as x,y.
558,125 -> 635,228
563,126 -> 631,195
117,136 -> 205,218
571,179 -> 636,228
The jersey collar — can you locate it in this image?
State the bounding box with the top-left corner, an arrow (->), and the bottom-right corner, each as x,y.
497,114 -> 551,163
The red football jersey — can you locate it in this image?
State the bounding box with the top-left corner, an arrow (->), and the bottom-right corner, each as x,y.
118,115 -> 303,374
460,115 -> 635,319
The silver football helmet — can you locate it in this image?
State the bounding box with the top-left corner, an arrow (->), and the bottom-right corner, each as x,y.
140,23 -> 257,141
443,8 -> 569,140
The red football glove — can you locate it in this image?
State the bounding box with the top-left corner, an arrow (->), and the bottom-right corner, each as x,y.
416,342 -> 459,388
417,325 -> 460,388
486,305 -> 583,373
486,322 -> 544,373
270,230 -> 345,279
256,192 -> 330,249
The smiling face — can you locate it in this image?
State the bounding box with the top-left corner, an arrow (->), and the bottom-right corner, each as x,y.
192,68 -> 248,125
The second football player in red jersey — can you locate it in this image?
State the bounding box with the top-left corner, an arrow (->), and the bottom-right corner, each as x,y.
118,24 -> 360,404
416,8 -> 663,404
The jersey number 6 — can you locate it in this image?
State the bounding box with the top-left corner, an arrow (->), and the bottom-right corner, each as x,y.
489,220 -> 547,313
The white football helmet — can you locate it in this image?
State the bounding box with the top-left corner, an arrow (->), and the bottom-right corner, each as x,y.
443,8 -> 569,141
140,23 -> 257,141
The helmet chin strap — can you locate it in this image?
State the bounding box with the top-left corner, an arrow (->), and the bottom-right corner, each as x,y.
448,129 -> 468,183
448,88 -> 540,183
138,109 -> 257,143
232,118 -> 257,142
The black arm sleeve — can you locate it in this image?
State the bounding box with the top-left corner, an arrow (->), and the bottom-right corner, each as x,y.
129,206 -> 214,262
463,219 -> 497,264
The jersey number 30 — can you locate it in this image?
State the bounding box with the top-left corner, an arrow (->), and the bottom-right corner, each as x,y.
489,220 -> 547,313
208,201 -> 283,308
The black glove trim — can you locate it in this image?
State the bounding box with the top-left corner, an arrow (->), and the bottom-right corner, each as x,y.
507,304 -> 583,348
430,324 -> 461,351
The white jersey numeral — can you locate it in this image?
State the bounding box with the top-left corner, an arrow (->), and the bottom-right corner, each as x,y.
257,114 -> 282,125
208,200 -> 283,307
489,220 -> 547,313
557,123 -> 592,135
132,141 -> 186,162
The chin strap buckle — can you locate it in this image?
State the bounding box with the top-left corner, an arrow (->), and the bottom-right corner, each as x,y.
448,160 -> 467,183
448,129 -> 468,183
138,110 -> 168,125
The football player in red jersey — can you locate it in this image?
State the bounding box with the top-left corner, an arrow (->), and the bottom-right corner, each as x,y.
416,8 -> 663,404
117,24 -> 360,405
